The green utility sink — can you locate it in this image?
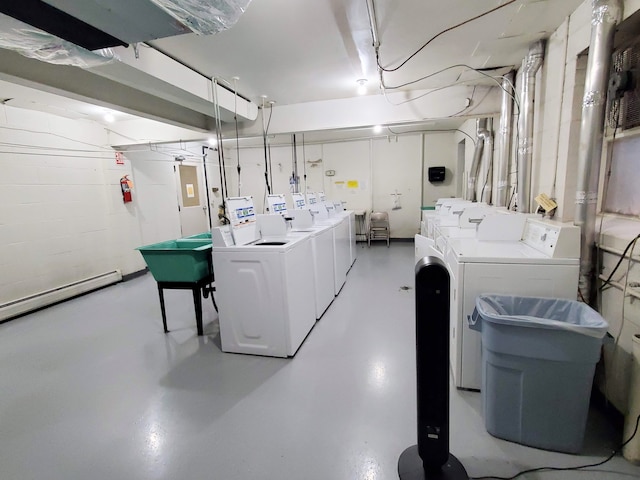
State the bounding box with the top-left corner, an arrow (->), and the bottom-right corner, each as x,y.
136,239 -> 212,283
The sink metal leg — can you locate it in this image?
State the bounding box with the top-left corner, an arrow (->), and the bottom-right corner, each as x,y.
193,287 -> 204,336
158,285 -> 169,333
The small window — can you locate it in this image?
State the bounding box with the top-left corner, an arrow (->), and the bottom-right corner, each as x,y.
603,133 -> 640,216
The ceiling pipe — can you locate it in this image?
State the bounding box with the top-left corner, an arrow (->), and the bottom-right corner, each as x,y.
516,40 -> 545,212
495,71 -> 515,207
365,0 -> 384,93
466,118 -> 489,201
574,0 -> 623,305
365,0 -> 380,49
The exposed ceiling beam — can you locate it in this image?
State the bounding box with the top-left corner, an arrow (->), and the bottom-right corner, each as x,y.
0,49 -> 215,132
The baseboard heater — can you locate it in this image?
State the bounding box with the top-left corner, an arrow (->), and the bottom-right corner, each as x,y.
0,270 -> 122,322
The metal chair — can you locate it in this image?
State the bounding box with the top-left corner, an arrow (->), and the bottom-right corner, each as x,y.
368,211 -> 390,247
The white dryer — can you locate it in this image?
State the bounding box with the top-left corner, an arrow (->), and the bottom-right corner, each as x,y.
445,218 -> 581,390
212,197 -> 316,358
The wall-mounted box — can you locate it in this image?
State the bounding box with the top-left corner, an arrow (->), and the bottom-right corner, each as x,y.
428,167 -> 445,183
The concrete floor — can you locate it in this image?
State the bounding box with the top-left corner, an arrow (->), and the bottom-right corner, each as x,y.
1,242 -> 639,480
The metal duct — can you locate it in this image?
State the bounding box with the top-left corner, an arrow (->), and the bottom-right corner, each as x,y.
0,13 -> 116,68
149,0 -> 252,35
481,118 -> 494,204
466,118 -> 489,201
516,41 -> 545,212
574,0 -> 623,304
496,71 -> 515,207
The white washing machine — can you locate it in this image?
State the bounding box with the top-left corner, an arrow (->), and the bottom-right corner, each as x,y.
266,203 -> 336,320
444,217 -> 581,390
346,210 -> 357,267
330,201 -> 356,268
301,195 -> 350,295
307,224 -> 336,318
266,193 -> 288,215
212,197 -> 316,358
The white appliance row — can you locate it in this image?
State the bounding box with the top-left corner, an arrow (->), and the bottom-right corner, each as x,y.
416,207 -> 581,391
211,194 -> 355,358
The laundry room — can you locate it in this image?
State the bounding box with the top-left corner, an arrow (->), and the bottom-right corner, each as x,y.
1,1 -> 640,479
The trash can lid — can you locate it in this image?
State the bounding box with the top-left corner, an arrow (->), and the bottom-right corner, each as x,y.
475,294 -> 609,338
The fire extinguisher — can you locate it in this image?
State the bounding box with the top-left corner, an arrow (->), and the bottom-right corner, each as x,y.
120,175 -> 132,203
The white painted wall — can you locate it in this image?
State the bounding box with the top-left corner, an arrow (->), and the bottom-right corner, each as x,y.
372,136 -> 422,238
0,105 -> 144,305
324,140 -> 371,212
225,133 -> 456,237
422,133 -> 458,205
227,142 -> 324,214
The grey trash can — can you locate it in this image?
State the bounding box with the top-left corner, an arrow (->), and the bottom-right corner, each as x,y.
469,294 -> 608,453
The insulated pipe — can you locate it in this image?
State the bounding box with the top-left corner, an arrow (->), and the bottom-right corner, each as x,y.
466,118 -> 489,201
292,134 -> 299,193
574,0 -> 623,304
516,41 -> 545,212
496,71 -> 515,207
480,119 -> 494,204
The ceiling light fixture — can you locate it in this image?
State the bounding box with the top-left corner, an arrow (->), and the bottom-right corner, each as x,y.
373,124 -> 383,134
208,137 -> 217,146
103,113 -> 115,123
357,79 -> 368,95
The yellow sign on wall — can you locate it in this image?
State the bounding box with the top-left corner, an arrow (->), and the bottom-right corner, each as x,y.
347,180 -> 359,189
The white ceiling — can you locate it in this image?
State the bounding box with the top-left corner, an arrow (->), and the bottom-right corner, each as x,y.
150,0 -> 583,105
0,0 -> 584,139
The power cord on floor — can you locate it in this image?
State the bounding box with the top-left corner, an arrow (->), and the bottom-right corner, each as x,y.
470,414 -> 640,480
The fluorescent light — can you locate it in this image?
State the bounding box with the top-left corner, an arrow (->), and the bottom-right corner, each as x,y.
357,79 -> 368,95
103,113 -> 115,123
208,137 -> 217,146
373,125 -> 383,134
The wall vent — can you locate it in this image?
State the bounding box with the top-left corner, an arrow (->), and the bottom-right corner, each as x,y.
609,42 -> 640,130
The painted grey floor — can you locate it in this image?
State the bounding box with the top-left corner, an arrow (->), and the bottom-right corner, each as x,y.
1,242 -> 639,480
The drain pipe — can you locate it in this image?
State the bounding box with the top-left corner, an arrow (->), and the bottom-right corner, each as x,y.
575,0 -> 623,304
466,118 -> 490,201
516,41 -> 545,212
496,71 -> 515,207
